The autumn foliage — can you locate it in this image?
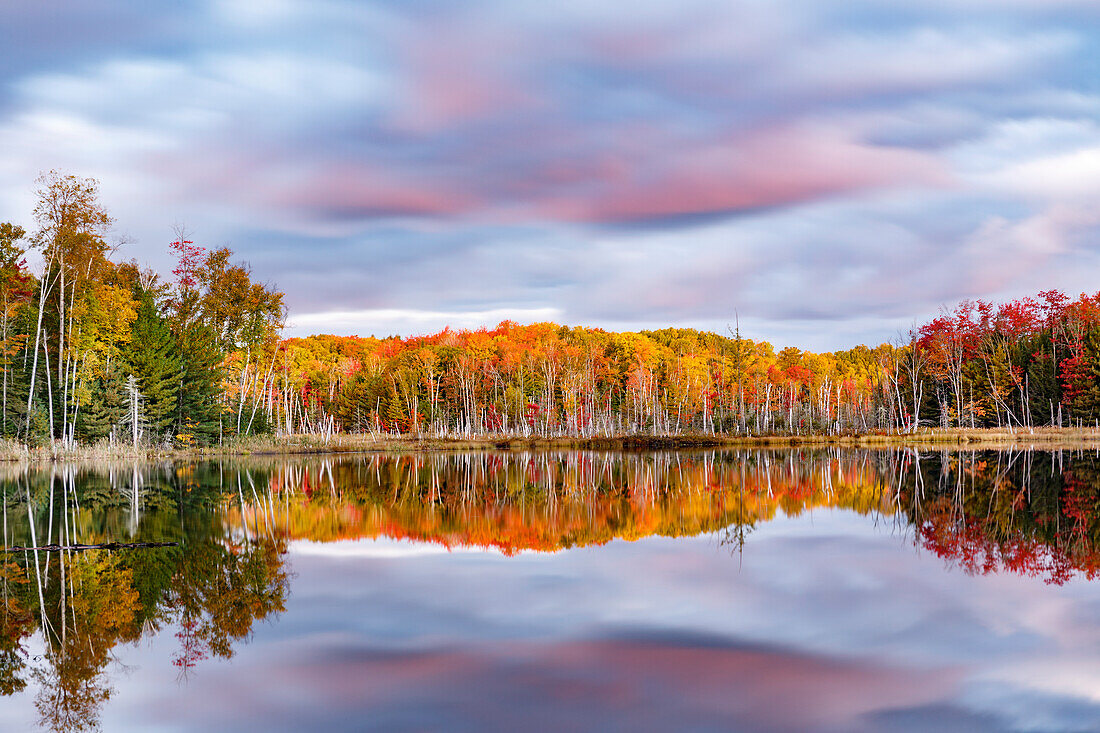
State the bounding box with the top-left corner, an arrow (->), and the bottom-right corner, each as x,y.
272,323 -> 897,437
255,289 -> 1100,439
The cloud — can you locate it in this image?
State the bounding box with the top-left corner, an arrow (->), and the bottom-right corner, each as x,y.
539,123 -> 946,223
286,307 -> 562,338
992,146 -> 1100,203
776,28 -> 1072,97
1,0 -> 1100,346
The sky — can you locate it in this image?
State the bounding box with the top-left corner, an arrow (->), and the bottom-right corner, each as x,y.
2,1 -> 1100,350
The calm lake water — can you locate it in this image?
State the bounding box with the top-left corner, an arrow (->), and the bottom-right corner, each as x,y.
1,448 -> 1100,732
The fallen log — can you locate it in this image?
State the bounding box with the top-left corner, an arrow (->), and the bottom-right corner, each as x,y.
2,541 -> 180,552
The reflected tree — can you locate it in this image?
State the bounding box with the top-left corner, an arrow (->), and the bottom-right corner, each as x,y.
0,462 -> 290,732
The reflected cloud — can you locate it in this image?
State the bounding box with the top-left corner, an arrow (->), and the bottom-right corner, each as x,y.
291,538 -> 523,557
128,632 -> 962,733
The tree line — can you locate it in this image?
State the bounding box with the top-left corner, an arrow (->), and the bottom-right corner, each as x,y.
6,172 -> 1100,446
274,288 -> 1100,438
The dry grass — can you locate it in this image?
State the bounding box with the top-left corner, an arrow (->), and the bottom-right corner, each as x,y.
196,427 -> 1100,453
1,426 -> 1097,463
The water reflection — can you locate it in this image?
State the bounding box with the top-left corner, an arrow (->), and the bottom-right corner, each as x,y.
0,448 -> 1098,730
240,451 -> 901,553
901,451 -> 1100,584
0,464 -> 288,732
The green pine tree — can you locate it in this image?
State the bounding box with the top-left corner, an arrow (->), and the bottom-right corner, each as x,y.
175,324 -> 222,445
78,364 -> 127,441
337,371 -> 387,433
126,292 -> 181,438
384,393 -> 407,432
1025,333 -> 1061,425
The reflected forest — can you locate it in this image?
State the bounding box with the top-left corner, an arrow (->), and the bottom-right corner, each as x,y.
2,448 -> 1100,730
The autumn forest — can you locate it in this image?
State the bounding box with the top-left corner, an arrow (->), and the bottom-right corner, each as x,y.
4,172 -> 1100,449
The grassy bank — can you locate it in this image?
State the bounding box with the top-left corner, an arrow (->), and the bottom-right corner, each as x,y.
214,427 -> 1100,453
3,427 -> 1100,463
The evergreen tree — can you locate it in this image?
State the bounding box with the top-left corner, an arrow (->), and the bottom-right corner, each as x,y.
126,292 -> 181,438
336,371 -> 387,433
2,329 -> 32,439
175,324 -> 222,445
1063,329 -> 1100,424
384,393 -> 407,432
336,373 -> 371,432
1025,333 -> 1061,425
77,364 -> 127,442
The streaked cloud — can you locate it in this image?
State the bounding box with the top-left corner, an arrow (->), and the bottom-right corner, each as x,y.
1,0 -> 1099,346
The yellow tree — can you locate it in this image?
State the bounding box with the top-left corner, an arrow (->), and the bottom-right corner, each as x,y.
29,171 -> 114,444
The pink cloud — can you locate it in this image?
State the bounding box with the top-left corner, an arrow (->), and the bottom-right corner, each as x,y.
269,163 -> 475,219
143,120 -> 946,233
389,23 -> 538,134
150,636 -> 962,730
543,124 -> 949,222
144,149 -> 475,226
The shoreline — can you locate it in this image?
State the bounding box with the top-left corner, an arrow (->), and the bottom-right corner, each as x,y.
5,427 -> 1100,462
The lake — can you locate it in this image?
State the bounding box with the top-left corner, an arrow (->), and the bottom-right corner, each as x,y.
1,448 -> 1099,732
